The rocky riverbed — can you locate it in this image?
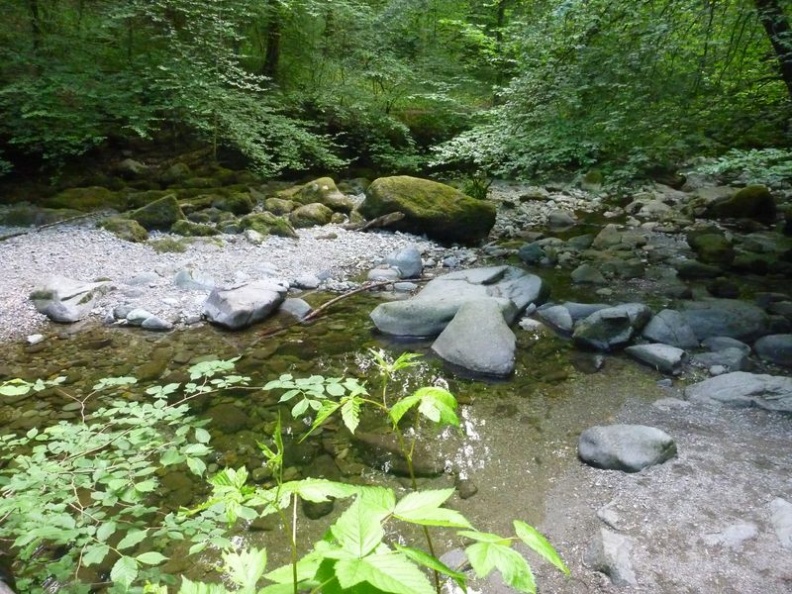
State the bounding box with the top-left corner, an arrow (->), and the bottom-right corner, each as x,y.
1,174 -> 791,593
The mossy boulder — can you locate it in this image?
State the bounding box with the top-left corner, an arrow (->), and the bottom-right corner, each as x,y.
100,217 -> 149,242
686,229 -> 735,266
0,204 -> 82,226
126,190 -> 170,209
158,163 -> 192,186
44,186 -> 127,211
264,197 -> 298,215
172,220 -> 220,237
289,203 -> 334,228
127,195 -> 186,230
706,185 -> 777,223
290,177 -> 356,213
360,176 -> 496,245
240,212 -> 297,239
212,192 -> 254,215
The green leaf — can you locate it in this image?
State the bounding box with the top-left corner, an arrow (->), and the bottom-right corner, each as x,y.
414,386 -> 459,427
160,448 -> 183,466
388,394 -> 421,426
96,521 -> 117,543
465,541 -> 537,594
187,456 -> 207,476
110,555 -> 138,588
331,497 -> 385,558
340,397 -> 361,435
223,547 -> 267,590
300,400 -> 341,442
284,478 -> 359,503
134,480 -> 157,493
393,488 -> 471,528
335,551 -> 435,594
0,379 -> 32,396
292,398 -> 310,417
513,520 -> 569,575
82,544 -> 110,567
117,528 -> 148,550
136,551 -> 167,565
194,427 -> 211,443
394,544 -> 467,591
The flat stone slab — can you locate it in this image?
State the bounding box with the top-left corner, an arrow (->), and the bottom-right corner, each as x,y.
30,275 -> 110,323
370,265 -> 543,337
203,279 -> 288,330
585,528 -> 638,586
684,371 -> 792,413
626,343 -> 686,375
578,424 -> 677,472
431,298 -> 516,376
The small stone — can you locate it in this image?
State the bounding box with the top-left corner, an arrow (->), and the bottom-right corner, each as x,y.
141,316 -> 173,331
770,498 -> 792,550
26,334 -> 45,345
126,308 -> 154,326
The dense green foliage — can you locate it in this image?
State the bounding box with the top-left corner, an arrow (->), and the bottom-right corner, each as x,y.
0,352 -> 568,593
0,0 -> 789,180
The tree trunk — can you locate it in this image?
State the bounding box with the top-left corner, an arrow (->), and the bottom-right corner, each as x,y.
262,0 -> 281,83
754,0 -> 792,102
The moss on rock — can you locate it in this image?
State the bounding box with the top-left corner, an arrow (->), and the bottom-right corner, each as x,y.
44,186 -> 127,211
0,204 -> 82,226
289,203 -> 334,228
172,220 -> 220,237
213,192 -> 254,215
264,197 -> 297,215
240,212 -> 297,238
707,185 -> 777,223
360,176 -> 496,245
100,217 -> 149,242
127,195 -> 186,230
686,229 -> 735,266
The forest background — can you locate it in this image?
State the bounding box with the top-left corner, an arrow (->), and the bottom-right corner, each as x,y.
1,0 -> 791,184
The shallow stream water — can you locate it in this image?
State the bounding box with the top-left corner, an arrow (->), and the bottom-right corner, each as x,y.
0,290 -> 673,581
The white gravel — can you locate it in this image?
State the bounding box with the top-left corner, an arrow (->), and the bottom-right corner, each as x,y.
0,221 -> 445,342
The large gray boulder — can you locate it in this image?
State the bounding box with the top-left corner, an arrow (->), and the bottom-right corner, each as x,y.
680,299 -> 770,342
754,334 -> 792,368
203,279 -> 288,330
30,276 -> 111,323
572,303 -> 652,351
360,176 -> 496,245
385,245 -> 423,279
684,371 -> 792,413
641,309 -> 700,349
370,266 -> 543,337
431,299 -> 516,376
578,424 -> 677,472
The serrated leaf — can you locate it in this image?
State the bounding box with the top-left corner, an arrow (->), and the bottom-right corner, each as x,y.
300,400 -> 341,442
82,544 -> 110,567
284,478 -> 359,503
136,551 -> 167,565
389,394 -> 421,425
110,556 -> 138,587
340,397 -> 360,434
465,541 -> 537,593
393,489 -> 471,527
187,456 -> 207,476
160,448 -> 183,466
117,528 -> 148,550
331,497 -> 385,557
335,552 -> 435,594
96,521 -> 117,543
326,382 -> 345,397
513,520 -> 569,575
223,547 -> 267,590
292,398 -> 309,417
395,544 -> 467,590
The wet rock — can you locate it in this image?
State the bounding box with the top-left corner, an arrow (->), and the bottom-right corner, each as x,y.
684,371 -> 792,412
753,334 -> 792,368
205,403 -> 251,433
769,498 -> 792,550
681,299 -> 770,342
641,309 -> 699,349
691,347 -> 751,372
573,304 -> 652,351
303,499 -> 335,520
673,260 -> 723,279
706,185 -> 776,223
203,279 -> 288,330
454,477 -> 478,500
518,242 -> 546,265
625,343 -> 686,375
701,336 -> 751,355
578,424 -> 677,472
535,305 -> 574,334
592,224 -> 648,251
585,528 -> 638,586
279,298 -> 312,321
571,263 -> 606,284
706,277 -> 741,299
385,245 -> 423,279
30,276 -> 110,324
686,229 -> 735,266
352,431 -> 447,477
547,209 -> 577,229
370,266 -> 542,337
431,299 -> 516,377
141,316 -> 173,331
